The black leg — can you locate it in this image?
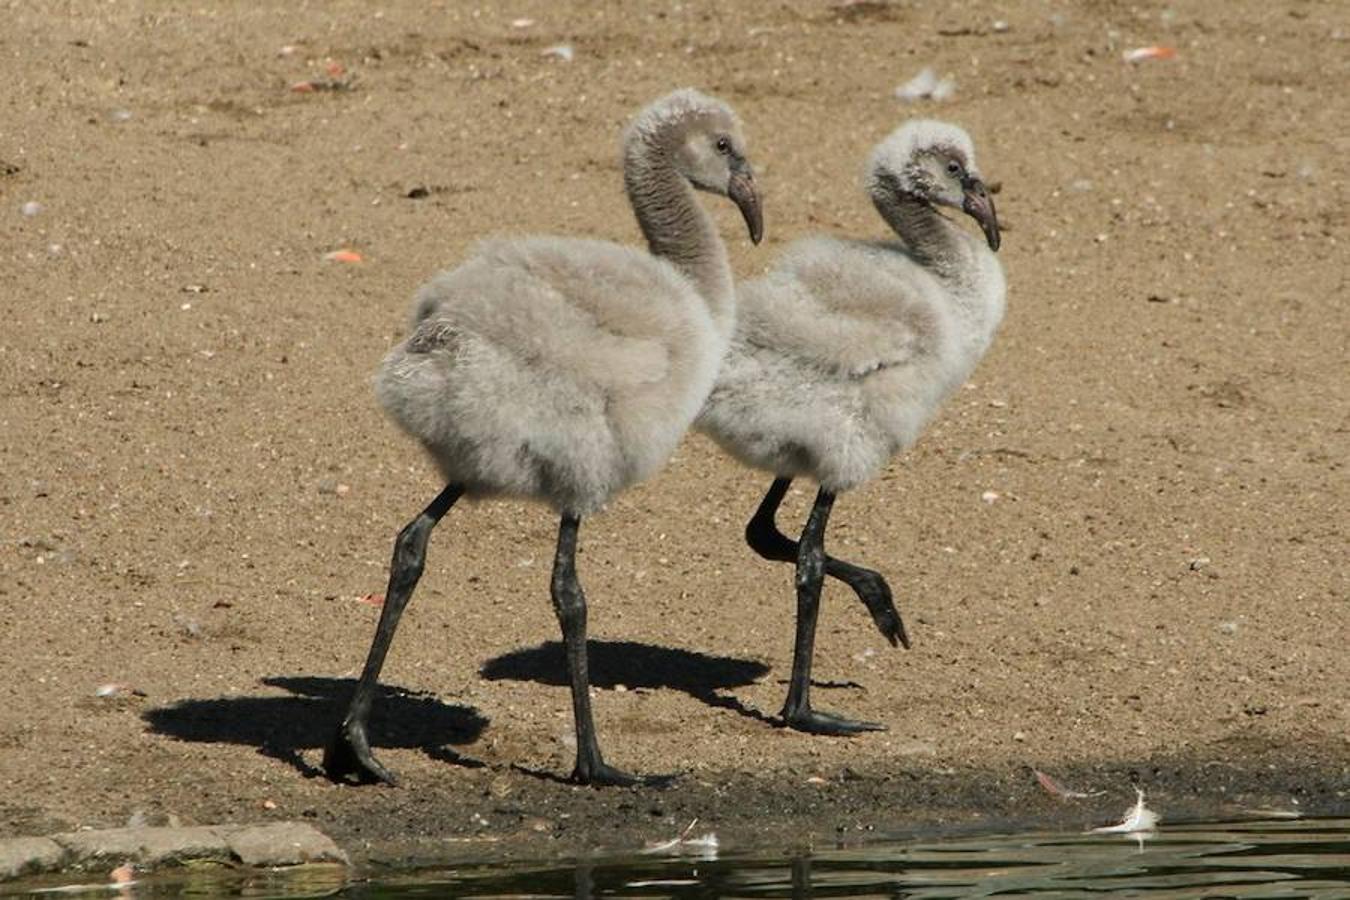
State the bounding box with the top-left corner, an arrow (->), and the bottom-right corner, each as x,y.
746,477 -> 909,649
780,488 -> 887,736
552,514 -> 674,787
324,484 -> 463,785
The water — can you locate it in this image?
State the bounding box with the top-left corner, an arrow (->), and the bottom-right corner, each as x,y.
362,818 -> 1350,898
13,818 -> 1349,898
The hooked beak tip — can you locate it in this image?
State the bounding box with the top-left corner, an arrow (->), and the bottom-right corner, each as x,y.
728,169 -> 764,246
962,178 -> 1001,252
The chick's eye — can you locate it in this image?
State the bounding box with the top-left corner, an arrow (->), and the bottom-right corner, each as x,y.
946,160 -> 962,176
715,136 -> 732,154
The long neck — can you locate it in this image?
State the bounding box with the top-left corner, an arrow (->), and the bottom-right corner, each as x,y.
873,191 -> 972,277
874,191 -> 1006,352
624,139 -> 734,332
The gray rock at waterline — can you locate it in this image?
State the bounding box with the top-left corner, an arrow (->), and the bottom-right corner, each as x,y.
1,822 -> 347,882
226,822 -> 347,867
0,837 -> 66,880
52,825 -> 232,868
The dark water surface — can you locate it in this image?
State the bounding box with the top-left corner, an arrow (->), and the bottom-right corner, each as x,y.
16,817 -> 1349,898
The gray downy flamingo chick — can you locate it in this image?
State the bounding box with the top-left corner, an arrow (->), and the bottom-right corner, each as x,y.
325,89 -> 762,787
697,119 -> 1004,734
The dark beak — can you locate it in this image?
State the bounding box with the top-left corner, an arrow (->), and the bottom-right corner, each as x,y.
727,159 -> 764,245
961,176 -> 1000,251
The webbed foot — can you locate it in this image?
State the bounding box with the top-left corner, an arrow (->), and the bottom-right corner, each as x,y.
572,760 -> 678,788
324,723 -> 399,786
851,569 -> 910,649
782,705 -> 887,736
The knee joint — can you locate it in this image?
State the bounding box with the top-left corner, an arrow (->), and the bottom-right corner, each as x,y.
551,578 -> 587,624
796,547 -> 825,586
392,520 -> 430,580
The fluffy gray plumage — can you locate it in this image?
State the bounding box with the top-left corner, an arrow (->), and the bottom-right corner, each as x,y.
698,119 -> 1006,492
375,89 -> 759,516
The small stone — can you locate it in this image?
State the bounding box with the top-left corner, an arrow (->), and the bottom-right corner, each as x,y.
21,200 -> 42,217
1188,556 -> 1211,571
1218,621 -> 1239,635
1013,730 -> 1027,741
981,490 -> 1000,504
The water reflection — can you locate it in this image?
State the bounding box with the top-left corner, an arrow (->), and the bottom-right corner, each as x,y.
392,817 -> 1350,899
16,818 -> 1348,898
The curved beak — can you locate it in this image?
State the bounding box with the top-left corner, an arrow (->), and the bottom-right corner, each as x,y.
961,176 -> 1000,251
727,159 -> 764,245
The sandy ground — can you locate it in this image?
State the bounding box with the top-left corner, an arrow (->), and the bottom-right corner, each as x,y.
1,0 -> 1347,869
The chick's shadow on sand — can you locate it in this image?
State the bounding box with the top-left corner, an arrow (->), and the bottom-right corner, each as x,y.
143,641 -> 771,779
142,675 -> 488,778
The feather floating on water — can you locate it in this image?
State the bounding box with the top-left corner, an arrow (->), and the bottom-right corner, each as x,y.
1091,787 -> 1161,834
642,818 -> 719,857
